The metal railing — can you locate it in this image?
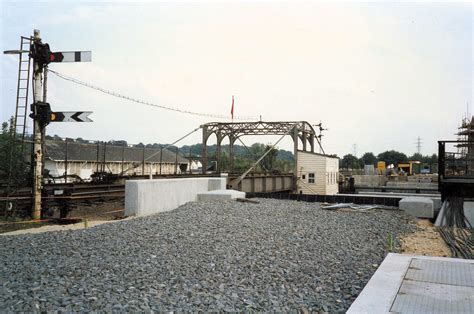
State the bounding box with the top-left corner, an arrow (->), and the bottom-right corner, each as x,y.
438,140 -> 474,180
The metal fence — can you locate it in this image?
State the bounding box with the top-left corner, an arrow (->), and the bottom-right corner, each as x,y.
438,140 -> 474,179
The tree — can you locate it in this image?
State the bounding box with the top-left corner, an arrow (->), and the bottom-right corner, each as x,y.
261,144 -> 278,171
377,150 -> 408,167
249,143 -> 265,157
409,153 -> 423,162
360,152 -> 377,166
408,153 -> 438,165
428,154 -> 438,164
341,154 -> 362,169
166,145 -> 179,153
76,137 -> 88,143
0,118 -> 31,189
108,140 -> 127,146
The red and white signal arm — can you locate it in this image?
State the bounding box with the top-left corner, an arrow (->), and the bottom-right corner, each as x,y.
49,51 -> 92,63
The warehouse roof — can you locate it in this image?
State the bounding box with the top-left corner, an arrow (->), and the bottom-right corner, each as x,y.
44,140 -> 189,164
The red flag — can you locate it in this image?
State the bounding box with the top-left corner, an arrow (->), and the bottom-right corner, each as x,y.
231,95 -> 234,120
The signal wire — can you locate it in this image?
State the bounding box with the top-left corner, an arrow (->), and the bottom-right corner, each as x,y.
48,69 -> 257,121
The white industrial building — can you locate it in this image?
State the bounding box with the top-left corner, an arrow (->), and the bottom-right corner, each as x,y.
44,141 -> 190,181
296,150 -> 339,195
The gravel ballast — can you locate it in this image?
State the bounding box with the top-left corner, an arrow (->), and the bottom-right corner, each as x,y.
0,199 -> 417,312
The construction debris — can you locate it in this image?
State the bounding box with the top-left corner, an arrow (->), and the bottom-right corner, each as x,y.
320,203 -> 396,212
437,226 -> 473,259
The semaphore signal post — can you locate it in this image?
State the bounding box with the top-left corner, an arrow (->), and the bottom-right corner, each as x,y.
4,29 -> 93,219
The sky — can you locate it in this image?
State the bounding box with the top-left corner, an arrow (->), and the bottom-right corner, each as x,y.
0,0 -> 472,157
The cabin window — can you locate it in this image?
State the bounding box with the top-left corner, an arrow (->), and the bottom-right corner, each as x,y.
302,174 -> 306,180
308,173 -> 315,183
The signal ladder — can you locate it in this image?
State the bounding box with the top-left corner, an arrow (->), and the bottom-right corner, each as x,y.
12,36 -> 33,146
5,36 -> 32,194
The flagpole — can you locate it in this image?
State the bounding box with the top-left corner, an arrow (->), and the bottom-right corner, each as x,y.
231,95 -> 234,121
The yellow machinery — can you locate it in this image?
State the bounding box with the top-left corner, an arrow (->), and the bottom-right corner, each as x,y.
377,161 -> 386,174
398,161 -> 421,175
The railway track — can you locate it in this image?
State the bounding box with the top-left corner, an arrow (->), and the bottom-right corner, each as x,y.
0,183 -> 126,218
0,184 -> 125,200
0,174 -> 222,218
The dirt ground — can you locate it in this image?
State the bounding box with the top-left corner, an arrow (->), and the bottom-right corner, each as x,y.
399,219 -> 452,257
67,200 -> 124,220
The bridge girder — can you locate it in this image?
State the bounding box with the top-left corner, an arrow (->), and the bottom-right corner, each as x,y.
200,121 -> 324,177
202,121 -> 315,138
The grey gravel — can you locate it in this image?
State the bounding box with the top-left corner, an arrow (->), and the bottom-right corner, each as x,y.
0,199 -> 417,312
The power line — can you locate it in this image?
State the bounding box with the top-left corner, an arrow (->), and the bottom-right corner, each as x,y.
48,69 -> 258,121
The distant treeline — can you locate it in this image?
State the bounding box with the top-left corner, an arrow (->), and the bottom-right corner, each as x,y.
45,135 -> 438,171
44,135 -> 295,173
340,151 -> 438,170
45,135 -> 294,160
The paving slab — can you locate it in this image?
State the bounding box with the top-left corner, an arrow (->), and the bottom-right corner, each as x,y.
348,253 -> 474,314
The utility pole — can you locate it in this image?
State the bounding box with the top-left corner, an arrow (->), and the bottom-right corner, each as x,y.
32,29 -> 43,220
41,66 -> 48,188
352,143 -> 358,157
415,136 -> 423,155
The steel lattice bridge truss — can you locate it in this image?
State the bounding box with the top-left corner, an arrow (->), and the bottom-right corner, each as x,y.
200,121 -> 324,174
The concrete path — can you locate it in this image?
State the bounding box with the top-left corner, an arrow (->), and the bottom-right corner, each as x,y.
0,218 -> 133,236
348,253 -> 474,313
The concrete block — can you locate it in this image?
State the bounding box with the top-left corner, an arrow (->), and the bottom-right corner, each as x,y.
364,165 -> 375,175
197,189 -> 246,201
125,177 -> 226,216
399,197 -> 434,218
432,198 -> 442,210
418,176 -> 433,183
406,175 -> 437,183
386,181 -> 438,190
208,178 -> 226,191
464,202 -> 474,227
358,192 -> 441,210
353,175 -> 387,188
